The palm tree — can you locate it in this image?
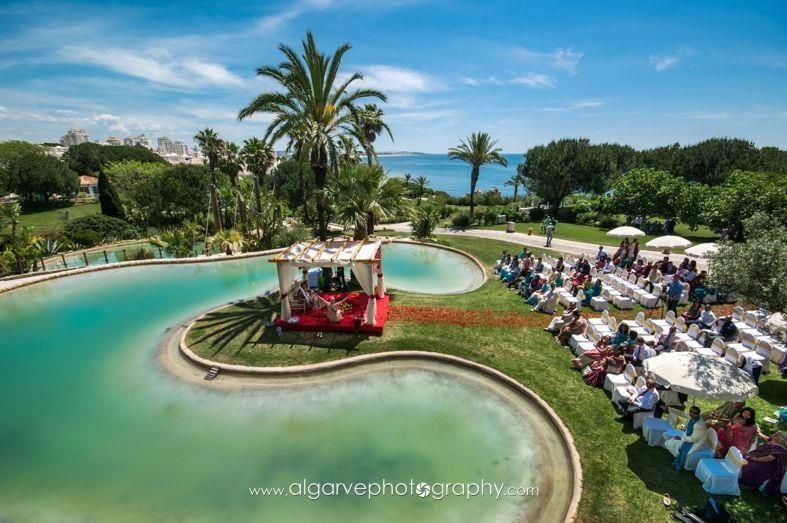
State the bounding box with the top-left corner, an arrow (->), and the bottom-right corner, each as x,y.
194,128 -> 223,233
355,103 -> 393,165
505,165 -> 524,201
414,175 -> 428,206
238,31 -> 388,240
241,138 -> 277,219
448,132 -> 508,220
0,203 -> 21,243
328,164 -> 406,239
403,173 -> 412,189
220,141 -> 248,231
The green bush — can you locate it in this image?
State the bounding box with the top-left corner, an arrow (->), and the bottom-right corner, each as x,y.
596,215 -> 619,229
63,215 -> 139,247
556,206 -> 579,223
411,205 -> 442,239
529,207 -> 546,222
451,212 -> 472,229
575,211 -> 598,225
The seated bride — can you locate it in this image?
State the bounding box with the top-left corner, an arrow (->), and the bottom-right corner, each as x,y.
313,294 -> 351,323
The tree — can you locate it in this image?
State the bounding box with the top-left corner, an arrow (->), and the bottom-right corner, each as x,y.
0,141 -> 44,194
327,164 -> 406,239
448,132 -> 507,219
355,103 -> 393,165
709,214 -> 787,311
403,173 -> 412,189
411,204 -> 442,239
63,142 -> 165,175
241,137 -> 277,219
605,168 -> 684,221
3,152 -> 78,203
701,170 -> 787,240
414,175 -> 428,205
133,165 -> 211,226
238,31 -> 388,240
194,128 -> 224,233
676,182 -> 711,231
521,138 -> 612,210
504,166 -> 523,201
97,168 -> 125,220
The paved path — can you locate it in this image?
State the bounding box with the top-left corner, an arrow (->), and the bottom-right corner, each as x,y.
380,222 -> 708,270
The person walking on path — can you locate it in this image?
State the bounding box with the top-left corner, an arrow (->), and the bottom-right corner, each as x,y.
545,223 -> 555,247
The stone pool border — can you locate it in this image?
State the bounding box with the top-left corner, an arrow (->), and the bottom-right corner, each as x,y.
179,309 -> 581,522
0,238 -> 487,296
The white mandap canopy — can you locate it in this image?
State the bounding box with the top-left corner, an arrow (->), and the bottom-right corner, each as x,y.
643,352 -> 758,401
270,238 -> 389,325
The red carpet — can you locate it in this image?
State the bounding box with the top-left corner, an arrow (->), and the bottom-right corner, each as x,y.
275,292 -> 389,335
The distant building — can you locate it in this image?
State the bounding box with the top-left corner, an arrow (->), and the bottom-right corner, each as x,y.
106,136 -> 122,146
46,145 -> 68,158
157,136 -> 175,155
78,175 -> 99,196
123,134 -> 153,149
174,140 -> 189,156
60,128 -> 89,147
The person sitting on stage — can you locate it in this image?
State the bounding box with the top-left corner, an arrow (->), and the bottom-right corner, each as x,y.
297,281 -> 319,310
313,294 -> 351,323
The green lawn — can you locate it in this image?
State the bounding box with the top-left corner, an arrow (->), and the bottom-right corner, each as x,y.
478,221 -> 718,254
186,235 -> 785,523
17,202 -> 100,233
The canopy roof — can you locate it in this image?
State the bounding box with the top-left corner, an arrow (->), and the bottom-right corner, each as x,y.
607,226 -> 646,238
643,352 -> 758,401
271,238 -> 385,267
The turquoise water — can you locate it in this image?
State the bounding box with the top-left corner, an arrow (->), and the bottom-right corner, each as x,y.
378,153 -> 524,197
0,257 -> 572,522
382,242 -> 484,294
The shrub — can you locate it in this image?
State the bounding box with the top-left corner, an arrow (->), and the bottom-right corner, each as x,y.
556,206 -> 579,223
596,214 -> 619,229
575,211 -> 598,225
411,205 -> 442,239
123,248 -> 155,261
273,225 -> 311,249
529,207 -> 546,222
63,215 -> 138,247
451,212 -> 472,229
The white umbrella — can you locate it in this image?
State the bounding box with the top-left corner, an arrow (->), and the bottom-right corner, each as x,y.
643,352 -> 758,401
607,226 -> 646,238
684,242 -> 719,258
645,235 -> 693,249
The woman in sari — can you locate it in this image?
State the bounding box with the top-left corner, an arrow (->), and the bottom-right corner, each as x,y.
581,279 -> 603,306
556,310 -> 588,345
740,431 -> 786,495
583,347 -> 626,387
716,407 -> 758,458
532,284 -> 558,314
610,323 -> 631,346
572,335 -> 612,368
527,280 -> 551,306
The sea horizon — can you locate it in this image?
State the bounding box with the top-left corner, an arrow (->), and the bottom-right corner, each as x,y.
377,153 -> 523,197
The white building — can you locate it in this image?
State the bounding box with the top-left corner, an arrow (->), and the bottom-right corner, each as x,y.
157,136 -> 175,154
60,128 -> 89,147
106,136 -> 122,146
123,134 -> 153,149
174,140 -> 189,156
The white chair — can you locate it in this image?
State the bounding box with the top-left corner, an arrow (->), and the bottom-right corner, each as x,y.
723,344 -> 753,367
678,283 -> 691,305
709,338 -> 726,358
588,309 -> 609,327
569,332 -> 590,351
613,295 -> 634,310
695,447 -> 745,496
612,375 -> 646,405
731,306 -> 744,321
744,311 -> 759,329
674,316 -> 687,332
677,324 -> 704,352
754,341 -> 772,373
759,338 -> 787,365
639,292 -> 659,308
633,409 -> 655,431
604,363 -> 636,393
643,415 -> 672,447
685,428 -> 718,471
590,296 -> 608,311
574,340 -> 596,356
650,310 -> 675,336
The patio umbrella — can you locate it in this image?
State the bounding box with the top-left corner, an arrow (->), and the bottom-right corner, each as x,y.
643,352 -> 758,401
645,235 -> 693,249
607,226 -> 646,238
684,242 -> 719,258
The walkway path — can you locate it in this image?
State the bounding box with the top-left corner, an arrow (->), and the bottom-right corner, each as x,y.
380,222 -> 708,270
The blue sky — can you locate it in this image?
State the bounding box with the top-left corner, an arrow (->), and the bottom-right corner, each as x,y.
0,0 -> 785,152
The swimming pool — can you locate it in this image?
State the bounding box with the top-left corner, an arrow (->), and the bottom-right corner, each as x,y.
382,241 -> 485,294
0,247 -> 576,522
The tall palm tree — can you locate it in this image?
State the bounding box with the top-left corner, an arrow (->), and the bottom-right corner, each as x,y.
448,132 -> 508,220
194,128 -> 223,233
505,165 -> 524,201
240,137 -> 277,225
0,203 -> 21,243
403,173 -> 412,189
328,164 -> 406,239
355,103 -> 393,165
220,141 -> 248,231
238,31 -> 388,240
414,175 -> 428,206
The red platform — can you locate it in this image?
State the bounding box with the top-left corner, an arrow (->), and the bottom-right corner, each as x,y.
274,291 -> 389,335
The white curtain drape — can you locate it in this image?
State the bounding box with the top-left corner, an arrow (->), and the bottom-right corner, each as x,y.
277,263 -> 297,321
351,261 -> 376,325
375,261 -> 385,298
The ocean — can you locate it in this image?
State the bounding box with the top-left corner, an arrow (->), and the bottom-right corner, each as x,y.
378,153 -> 524,197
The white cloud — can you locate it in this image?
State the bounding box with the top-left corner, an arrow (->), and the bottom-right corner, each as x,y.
540,100 -> 603,112
459,75 -> 502,86
509,72 -> 556,88
59,47 -> 244,89
515,47 -> 583,74
255,0 -> 336,31
689,112 -> 730,120
650,55 -> 680,72
351,65 -> 445,93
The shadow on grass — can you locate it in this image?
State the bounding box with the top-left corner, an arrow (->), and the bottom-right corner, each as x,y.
757,378 -> 787,406
191,294 -> 368,359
